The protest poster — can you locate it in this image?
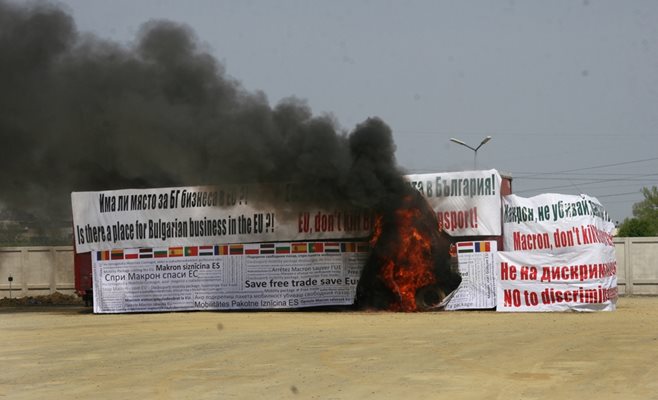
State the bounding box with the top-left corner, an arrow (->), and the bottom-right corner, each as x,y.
495,248 -> 617,312
92,241 -> 369,313
406,170 -> 502,236
71,184 -> 372,253
444,240 -> 497,310
502,193 -> 614,252
497,193 -> 617,312
72,170 -> 503,254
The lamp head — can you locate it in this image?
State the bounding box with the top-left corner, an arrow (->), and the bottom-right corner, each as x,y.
450,138 -> 467,146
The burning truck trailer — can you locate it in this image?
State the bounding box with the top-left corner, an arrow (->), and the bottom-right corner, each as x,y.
72,171 -> 512,313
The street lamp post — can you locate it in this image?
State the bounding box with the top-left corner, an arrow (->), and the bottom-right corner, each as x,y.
450,136 -> 492,169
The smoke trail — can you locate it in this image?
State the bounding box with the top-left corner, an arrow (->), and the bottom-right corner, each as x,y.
0,0 -> 409,222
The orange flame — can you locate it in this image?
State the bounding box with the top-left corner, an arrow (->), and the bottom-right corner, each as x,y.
370,195 -> 437,311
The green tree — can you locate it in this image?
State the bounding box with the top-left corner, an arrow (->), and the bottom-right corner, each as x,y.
617,186 -> 658,237
617,218 -> 654,237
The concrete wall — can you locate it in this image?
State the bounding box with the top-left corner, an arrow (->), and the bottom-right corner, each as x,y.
615,237 -> 658,295
1,240 -> 657,298
0,247 -> 75,297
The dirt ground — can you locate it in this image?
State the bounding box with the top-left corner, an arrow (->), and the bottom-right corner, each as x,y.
1,297 -> 657,400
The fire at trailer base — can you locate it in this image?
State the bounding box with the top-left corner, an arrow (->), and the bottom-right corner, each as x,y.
356,191 -> 461,311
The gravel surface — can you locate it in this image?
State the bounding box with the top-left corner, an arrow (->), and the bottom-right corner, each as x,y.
0,292 -> 83,307
1,297 -> 657,399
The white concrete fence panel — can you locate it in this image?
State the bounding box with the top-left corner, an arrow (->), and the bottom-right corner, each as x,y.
615,237 -> 658,295
0,247 -> 75,297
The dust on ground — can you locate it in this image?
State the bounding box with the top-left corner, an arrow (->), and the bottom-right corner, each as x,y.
1,296 -> 657,400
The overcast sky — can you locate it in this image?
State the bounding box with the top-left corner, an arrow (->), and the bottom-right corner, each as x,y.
54,0 -> 658,223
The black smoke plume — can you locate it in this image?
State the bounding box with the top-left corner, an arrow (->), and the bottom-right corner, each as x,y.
0,0 -> 409,222
0,1 -> 462,309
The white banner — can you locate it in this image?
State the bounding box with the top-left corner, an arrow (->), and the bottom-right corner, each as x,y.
502,193 -> 614,252
72,171 -> 504,253
92,241 -> 368,313
498,193 -> 617,312
406,169 -> 502,236
495,247 -> 617,312
72,184 -> 372,253
444,240 -> 497,310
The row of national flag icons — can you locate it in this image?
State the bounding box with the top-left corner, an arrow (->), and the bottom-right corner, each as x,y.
97,242 -> 370,261
456,241 -> 493,254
